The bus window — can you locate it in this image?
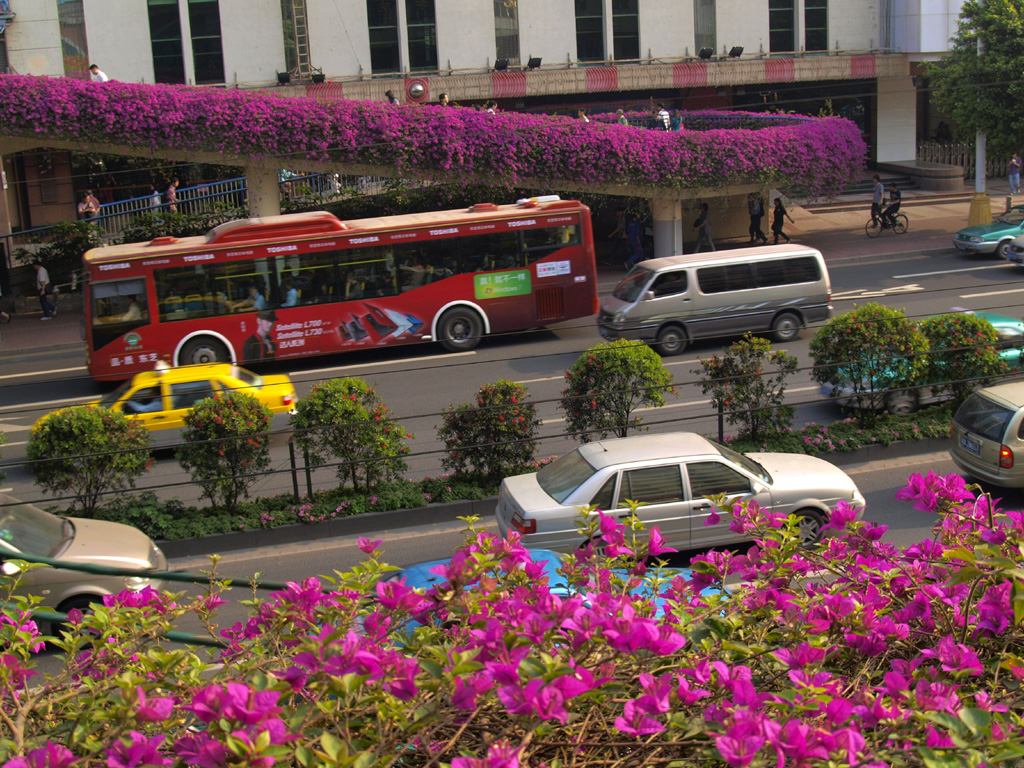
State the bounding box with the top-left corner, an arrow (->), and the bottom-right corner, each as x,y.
214,258 -> 273,310
460,232 -> 521,273
274,251 -> 338,307
523,225 -> 578,265
155,265 -> 224,320
340,246 -> 397,299
90,277 -> 150,351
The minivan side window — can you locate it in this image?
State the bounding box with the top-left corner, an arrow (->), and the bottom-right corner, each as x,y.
651,271 -> 688,297
618,466 -> 684,507
696,263 -> 755,294
755,257 -> 820,287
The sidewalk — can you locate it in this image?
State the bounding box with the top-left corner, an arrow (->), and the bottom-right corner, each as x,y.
0,180 -> 1005,359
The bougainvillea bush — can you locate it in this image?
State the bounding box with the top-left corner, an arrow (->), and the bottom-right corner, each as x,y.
0,74 -> 864,200
5,472 -> 1024,766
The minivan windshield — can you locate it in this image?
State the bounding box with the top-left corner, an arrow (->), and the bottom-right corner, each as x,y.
955,394 -> 1016,442
612,269 -> 654,303
537,450 -> 599,503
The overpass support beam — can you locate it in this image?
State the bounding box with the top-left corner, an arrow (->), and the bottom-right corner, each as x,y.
246,166 -> 281,218
651,198 -> 684,259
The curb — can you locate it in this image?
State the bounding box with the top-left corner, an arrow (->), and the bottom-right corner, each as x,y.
157,437 -> 950,559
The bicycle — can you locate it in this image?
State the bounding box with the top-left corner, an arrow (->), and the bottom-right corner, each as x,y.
865,212 -> 908,238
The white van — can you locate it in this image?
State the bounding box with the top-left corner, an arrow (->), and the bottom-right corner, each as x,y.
597,245 -> 831,355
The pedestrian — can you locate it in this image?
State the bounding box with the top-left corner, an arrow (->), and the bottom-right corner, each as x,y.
624,214 -> 646,268
87,64 -> 109,82
32,259 -> 56,320
693,202 -> 714,252
147,185 -> 161,210
484,100 -> 497,115
577,108 -> 589,123
747,193 -> 768,244
656,103 -> 670,130
771,198 -> 794,244
1010,152 -> 1022,195
164,178 -> 179,213
0,282 -> 10,324
606,207 -> 629,265
670,110 -> 684,131
870,174 -> 884,225
616,108 -> 629,126
385,89 -> 399,105
77,189 -> 100,221
438,92 -> 450,106
882,182 -> 902,228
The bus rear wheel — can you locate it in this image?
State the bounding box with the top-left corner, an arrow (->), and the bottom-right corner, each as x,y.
179,337 -> 229,366
438,308 -> 483,352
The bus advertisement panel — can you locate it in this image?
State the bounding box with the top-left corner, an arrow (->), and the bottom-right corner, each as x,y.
84,198 -> 597,380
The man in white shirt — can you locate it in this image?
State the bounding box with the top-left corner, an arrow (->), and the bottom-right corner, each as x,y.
32,260 -> 55,320
88,64 -> 109,82
656,103 -> 670,130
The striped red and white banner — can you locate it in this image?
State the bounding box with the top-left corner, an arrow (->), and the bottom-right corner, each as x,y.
305,82 -> 344,101
492,71 -> 527,99
585,67 -> 619,93
673,62 -> 708,88
764,58 -> 795,83
850,55 -> 877,79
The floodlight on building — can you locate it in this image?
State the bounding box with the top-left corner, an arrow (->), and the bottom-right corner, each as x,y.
728,46 -> 744,58
698,48 -> 713,60
277,72 -> 291,85
527,57 -> 542,69
311,72 -> 326,84
495,59 -> 509,71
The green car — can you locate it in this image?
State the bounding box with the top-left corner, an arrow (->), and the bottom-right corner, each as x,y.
821,311 -> 1024,413
952,205 -> 1024,258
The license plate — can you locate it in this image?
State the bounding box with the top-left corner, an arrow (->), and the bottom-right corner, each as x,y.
960,435 -> 980,454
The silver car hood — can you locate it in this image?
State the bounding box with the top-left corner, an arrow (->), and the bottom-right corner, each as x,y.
747,452 -> 861,499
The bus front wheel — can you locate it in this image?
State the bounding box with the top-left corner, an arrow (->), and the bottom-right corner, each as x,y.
437,308 -> 483,352
179,337 -> 229,366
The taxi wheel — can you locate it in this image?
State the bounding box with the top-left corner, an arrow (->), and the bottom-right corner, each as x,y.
886,391 -> 917,415
998,240 -> 1012,259
180,337 -> 228,366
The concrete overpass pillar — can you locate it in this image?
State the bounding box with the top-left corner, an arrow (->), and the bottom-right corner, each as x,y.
246,166 -> 281,218
651,198 -> 684,259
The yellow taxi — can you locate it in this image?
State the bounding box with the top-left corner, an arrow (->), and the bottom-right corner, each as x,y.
89,362 -> 297,447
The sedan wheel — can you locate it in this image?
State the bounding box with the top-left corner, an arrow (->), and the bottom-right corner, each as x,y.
795,509 -> 825,545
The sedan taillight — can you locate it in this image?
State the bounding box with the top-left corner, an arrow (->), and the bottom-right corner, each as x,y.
510,510 -> 536,534
283,392 -> 297,408
1000,445 -> 1014,469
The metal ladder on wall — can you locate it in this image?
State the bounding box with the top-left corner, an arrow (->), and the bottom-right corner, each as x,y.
290,0 -> 312,76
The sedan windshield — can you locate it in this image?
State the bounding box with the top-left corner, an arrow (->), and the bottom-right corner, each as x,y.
715,443 -> 772,484
998,210 -> 1024,225
537,450 -> 599,504
0,499 -> 73,558
612,269 -> 655,303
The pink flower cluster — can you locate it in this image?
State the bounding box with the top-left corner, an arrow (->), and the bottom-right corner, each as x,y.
0,74 -> 864,199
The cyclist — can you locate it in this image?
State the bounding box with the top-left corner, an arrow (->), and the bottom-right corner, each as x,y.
881,182 -> 901,229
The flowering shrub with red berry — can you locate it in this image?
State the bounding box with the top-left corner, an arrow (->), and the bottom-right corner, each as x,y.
4,473 -> 1024,766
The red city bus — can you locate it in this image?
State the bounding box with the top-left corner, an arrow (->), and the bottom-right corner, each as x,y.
84,197 -> 597,380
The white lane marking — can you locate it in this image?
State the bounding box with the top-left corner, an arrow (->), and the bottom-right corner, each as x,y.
0,396 -> 93,414
0,423 -> 31,433
516,357 -> 709,384
540,385 -> 821,425
960,288 -> 1024,299
0,366 -> 87,381
294,351 -> 476,377
831,285 -> 925,300
894,264 -> 1012,278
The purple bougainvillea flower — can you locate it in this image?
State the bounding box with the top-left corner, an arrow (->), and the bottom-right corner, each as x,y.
357,536 -> 382,554
106,732 -> 172,768
3,743 -> 78,768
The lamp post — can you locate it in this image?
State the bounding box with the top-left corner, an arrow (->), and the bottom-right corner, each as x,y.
968,2 -> 993,226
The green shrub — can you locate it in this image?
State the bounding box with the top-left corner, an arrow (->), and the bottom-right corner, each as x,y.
26,406 -> 151,517
15,220 -> 103,286
559,339 -> 674,442
116,207 -> 242,243
176,392 -> 273,515
438,380 -> 541,482
810,303 -> 929,424
699,334 -> 798,442
918,313 -> 1010,407
291,378 -> 411,492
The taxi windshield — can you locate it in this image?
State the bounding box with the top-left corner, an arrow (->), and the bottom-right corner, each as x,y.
98,380 -> 133,408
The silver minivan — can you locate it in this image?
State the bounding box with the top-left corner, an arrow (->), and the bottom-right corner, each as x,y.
597,245 -> 831,355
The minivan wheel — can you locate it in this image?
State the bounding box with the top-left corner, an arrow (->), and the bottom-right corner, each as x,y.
770,312 -> 801,343
656,325 -> 687,356
795,509 -> 825,545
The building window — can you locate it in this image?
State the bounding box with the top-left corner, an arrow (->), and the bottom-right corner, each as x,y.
188,0 -> 224,84
575,0 -> 604,62
769,0 -> 795,54
805,0 -> 827,52
612,0 -> 639,60
494,0 -> 519,65
367,0 -> 400,73
407,0 -> 438,71
147,0 -> 186,84
58,0 -> 89,79
693,0 -> 716,56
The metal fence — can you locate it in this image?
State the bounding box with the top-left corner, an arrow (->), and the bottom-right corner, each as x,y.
917,141 -> 1010,180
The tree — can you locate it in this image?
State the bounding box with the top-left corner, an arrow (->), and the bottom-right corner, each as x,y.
15,221 -> 102,286
291,378 -> 411,492
559,339 -> 673,443
927,0 -> 1024,155
918,313 -> 1010,407
699,334 -> 798,442
26,406 -> 151,517
176,392 -> 273,515
810,303 -> 929,424
438,380 -> 541,482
